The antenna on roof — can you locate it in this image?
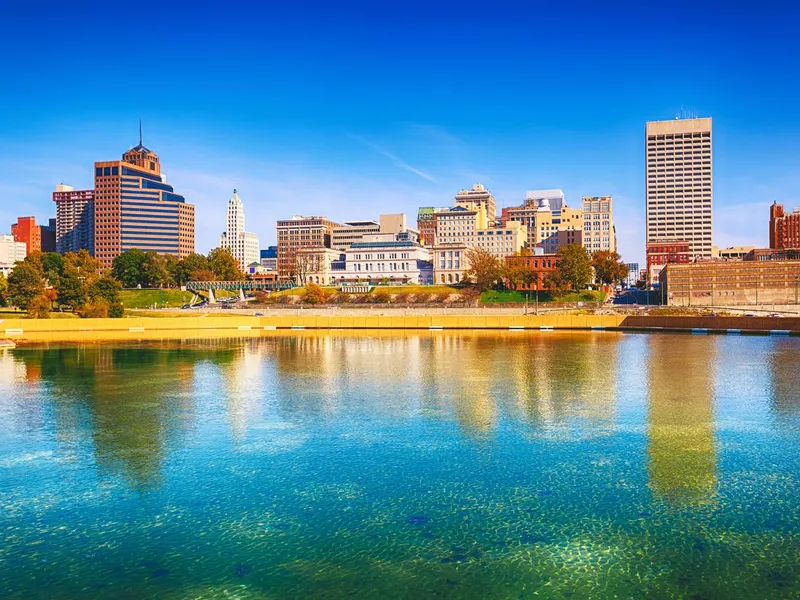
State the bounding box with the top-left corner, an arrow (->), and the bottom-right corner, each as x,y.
139,119 -> 143,146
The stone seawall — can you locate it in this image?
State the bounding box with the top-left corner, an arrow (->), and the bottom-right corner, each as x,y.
1,314 -> 799,343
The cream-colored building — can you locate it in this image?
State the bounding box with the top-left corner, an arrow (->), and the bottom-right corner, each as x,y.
582,196 -> 616,253
502,198 -> 583,254
476,221 -> 527,258
294,247 -> 342,285
0,234 -> 26,277
435,202 -> 489,246
455,184 -> 496,223
711,245 -> 754,260
646,117 -> 713,260
432,242 -> 468,285
331,213 -> 413,251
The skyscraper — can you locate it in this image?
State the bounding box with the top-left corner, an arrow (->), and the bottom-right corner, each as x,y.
53,184 -> 94,255
93,127 -> 195,268
645,117 -> 713,260
219,189 -> 260,269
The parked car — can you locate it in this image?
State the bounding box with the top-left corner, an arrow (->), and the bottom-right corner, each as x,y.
253,312 -> 264,317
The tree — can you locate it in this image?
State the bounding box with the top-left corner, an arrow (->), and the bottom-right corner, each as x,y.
190,268 -> 216,282
26,294 -> 51,319
112,248 -> 148,288
7,262 -> 44,310
56,265 -> 88,310
176,253 -> 210,285
466,247 -> 504,292
77,298 -> 110,318
504,253 -> 538,290
554,244 -> 592,291
592,250 -> 629,286
143,251 -> 173,288
89,275 -> 122,304
0,272 -> 7,307
208,247 -> 243,281
108,302 -> 125,318
303,282 -> 327,304
294,252 -> 313,286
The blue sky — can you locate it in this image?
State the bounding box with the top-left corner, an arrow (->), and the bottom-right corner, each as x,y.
2,1 -> 799,263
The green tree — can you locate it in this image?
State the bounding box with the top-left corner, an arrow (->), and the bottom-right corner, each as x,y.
77,298 -> 110,318
176,253 -> 210,285
111,248 -> 148,288
89,275 -> 122,304
554,244 -> 592,291
0,272 -> 7,307
40,252 -> 65,287
108,302 -> 125,318
163,254 -> 180,287
26,294 -> 52,319
7,262 -> 44,310
143,251 -> 173,288
591,250 -> 630,286
466,247 -> 504,292
208,247 -> 243,281
56,265 -> 89,310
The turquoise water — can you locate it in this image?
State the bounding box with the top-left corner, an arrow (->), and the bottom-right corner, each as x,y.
1,332 -> 799,598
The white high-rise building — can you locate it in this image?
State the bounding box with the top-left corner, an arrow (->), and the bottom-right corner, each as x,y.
0,234 -> 27,277
219,189 -> 260,270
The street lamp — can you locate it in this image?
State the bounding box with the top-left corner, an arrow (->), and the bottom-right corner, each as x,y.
794,274 -> 799,306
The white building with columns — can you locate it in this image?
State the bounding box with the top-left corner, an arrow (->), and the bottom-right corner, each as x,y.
219,189 -> 260,269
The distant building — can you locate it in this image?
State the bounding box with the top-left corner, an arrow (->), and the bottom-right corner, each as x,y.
646,118 -> 713,260
260,246 -> 278,271
525,189 -> 565,212
417,207 -> 448,246
661,260 -> 800,306
0,234 -> 26,276
625,263 -> 641,287
276,215 -> 340,278
744,248 -> 800,262
581,196 -> 616,254
331,214 -> 413,251
40,219 -> 56,253
455,183 -> 496,223
219,189 -> 260,270
11,217 -> 40,255
93,129 -> 195,267
294,247 -> 342,285
53,184 -> 94,255
475,222 -> 527,259
769,201 -> 800,249
646,240 -> 690,284
712,245 -> 755,260
502,199 -> 582,254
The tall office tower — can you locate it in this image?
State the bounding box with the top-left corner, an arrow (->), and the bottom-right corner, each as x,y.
769,201 -> 800,249
455,183 -> 496,223
581,196 -> 616,253
276,215 -> 340,278
219,189 -> 260,269
93,128 -> 195,268
646,117 -> 713,260
11,216 -> 41,255
53,184 -> 95,255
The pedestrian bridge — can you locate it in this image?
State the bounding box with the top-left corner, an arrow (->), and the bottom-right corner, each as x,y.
186,280 -> 295,304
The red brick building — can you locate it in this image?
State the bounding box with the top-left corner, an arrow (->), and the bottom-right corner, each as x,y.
646,240 -> 690,283
504,253 -> 559,290
11,216 -> 41,255
770,201 -> 800,249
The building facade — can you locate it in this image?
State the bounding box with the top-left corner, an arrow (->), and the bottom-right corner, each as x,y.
11,217 -> 41,255
53,184 -> 95,255
455,183 -> 496,223
502,199 -> 583,254
712,245 -> 755,260
276,216 -> 339,278
0,234 -> 27,276
417,207 -> 447,246
294,247 -> 344,285
475,221 -> 527,258
661,260 -> 800,306
219,189 -> 260,270
260,246 -> 278,271
432,243 -> 468,284
646,117 -> 713,260
646,240 -> 691,284
504,252 -> 559,290
40,219 -> 56,253
582,196 -> 616,253
769,201 -> 800,249
93,136 -> 195,267
331,214 -> 411,251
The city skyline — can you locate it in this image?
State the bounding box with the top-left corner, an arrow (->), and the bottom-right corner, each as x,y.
2,2 -> 800,264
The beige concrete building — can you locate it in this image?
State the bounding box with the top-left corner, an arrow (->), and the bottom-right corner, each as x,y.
331,214 -> 413,251
582,196 -> 616,253
712,245 -> 755,260
646,117 -> 713,260
294,247 -> 342,285
502,200 -> 583,254
455,184 -> 496,223
435,202 -> 489,246
475,221 -> 527,259
432,242 -> 468,284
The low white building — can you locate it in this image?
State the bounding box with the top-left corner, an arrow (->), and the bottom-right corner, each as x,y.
0,234 -> 27,276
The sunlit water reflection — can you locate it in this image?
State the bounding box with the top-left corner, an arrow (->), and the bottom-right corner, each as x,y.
1,331 -> 799,598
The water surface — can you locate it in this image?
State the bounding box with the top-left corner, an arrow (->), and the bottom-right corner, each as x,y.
1,332 -> 799,598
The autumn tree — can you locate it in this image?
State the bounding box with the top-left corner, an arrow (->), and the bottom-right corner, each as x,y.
176,253 -> 210,285
208,247 -> 243,281
303,282 -> 327,304
26,294 -> 52,319
591,250 -> 629,285
7,262 -> 44,310
465,247 -> 504,292
504,251 -> 538,290
0,272 -> 7,307
553,244 -> 592,291
143,251 -> 174,288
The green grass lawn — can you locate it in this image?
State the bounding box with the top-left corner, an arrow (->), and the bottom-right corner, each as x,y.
480,289 -> 605,303
0,309 -> 78,319
120,289 -> 196,309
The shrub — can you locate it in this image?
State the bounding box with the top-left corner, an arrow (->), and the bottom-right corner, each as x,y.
109,302 -> 125,318
304,282 -> 327,305
77,298 -> 110,318
26,294 -> 52,319
253,290 -> 270,304
373,289 -> 391,304
413,292 -> 431,304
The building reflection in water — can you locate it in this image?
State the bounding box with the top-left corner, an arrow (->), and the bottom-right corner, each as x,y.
768,339 -> 800,432
9,343 -> 237,491
646,335 -> 718,505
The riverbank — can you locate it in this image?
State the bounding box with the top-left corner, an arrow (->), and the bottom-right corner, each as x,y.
1,313 -> 799,343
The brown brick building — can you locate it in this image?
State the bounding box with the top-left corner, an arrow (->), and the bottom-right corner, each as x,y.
646,240 -> 690,283
504,253 -> 559,290
276,216 -> 340,279
11,216 -> 41,255
770,201 -> 800,249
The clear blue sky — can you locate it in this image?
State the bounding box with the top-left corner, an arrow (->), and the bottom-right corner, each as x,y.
2,1 -> 799,263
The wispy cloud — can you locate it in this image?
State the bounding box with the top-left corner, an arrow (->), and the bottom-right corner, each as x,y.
350,134 -> 438,183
